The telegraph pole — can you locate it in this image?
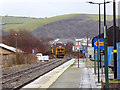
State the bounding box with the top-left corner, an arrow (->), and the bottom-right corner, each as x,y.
86,31 -> 88,61
15,33 -> 18,52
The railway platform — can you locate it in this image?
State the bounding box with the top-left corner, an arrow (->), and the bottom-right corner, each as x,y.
22,58 -> 102,89
50,59 -> 99,88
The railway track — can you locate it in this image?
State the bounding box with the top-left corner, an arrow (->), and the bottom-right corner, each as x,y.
1,58 -> 71,89
1,59 -> 60,84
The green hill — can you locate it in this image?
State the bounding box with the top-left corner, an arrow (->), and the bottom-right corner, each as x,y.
1,14 -> 114,32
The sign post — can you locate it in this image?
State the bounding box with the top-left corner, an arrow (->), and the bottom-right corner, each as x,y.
75,41 -> 81,68
94,48 -> 96,75
100,49 -> 104,74
78,50 -> 79,68
94,38 -> 104,82
94,39 -> 97,75
97,36 -> 100,83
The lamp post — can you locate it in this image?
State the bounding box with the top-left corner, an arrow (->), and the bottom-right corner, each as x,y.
103,0 -> 111,88
88,1 -> 111,84
88,1 -> 104,83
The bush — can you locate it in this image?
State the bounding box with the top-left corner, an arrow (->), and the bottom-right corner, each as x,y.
4,53 -> 38,67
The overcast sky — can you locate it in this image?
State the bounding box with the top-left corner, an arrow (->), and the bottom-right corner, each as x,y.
0,0 -> 120,18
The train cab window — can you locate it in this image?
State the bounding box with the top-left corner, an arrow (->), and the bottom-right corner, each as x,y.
57,49 -> 60,51
61,49 -> 64,51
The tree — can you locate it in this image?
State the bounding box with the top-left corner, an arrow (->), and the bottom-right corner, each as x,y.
65,42 -> 73,55
3,29 -> 46,53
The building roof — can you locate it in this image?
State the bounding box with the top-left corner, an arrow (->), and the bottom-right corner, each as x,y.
50,38 -> 75,45
0,43 -> 23,53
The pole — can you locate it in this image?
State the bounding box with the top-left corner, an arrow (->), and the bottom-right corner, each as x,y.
15,33 -> 18,52
87,31 -> 88,60
83,55 -> 84,62
104,0 -> 109,88
86,31 -> 88,61
97,35 -> 100,83
99,4 -> 102,68
104,0 -> 106,26
113,0 -> 117,79
16,38 -> 17,49
94,48 -> 96,75
97,4 -> 101,83
83,50 -> 85,62
102,55 -> 104,74
104,26 -> 109,88
51,45 -> 54,58
78,50 -> 79,68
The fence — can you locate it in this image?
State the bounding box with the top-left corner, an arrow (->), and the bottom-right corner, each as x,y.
108,47 -> 113,65
117,42 -> 120,79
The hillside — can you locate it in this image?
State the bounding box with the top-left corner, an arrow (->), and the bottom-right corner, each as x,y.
1,14 -> 115,39
1,14 -> 113,32
32,18 -> 112,39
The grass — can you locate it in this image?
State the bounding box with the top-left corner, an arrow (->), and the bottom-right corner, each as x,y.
1,14 -> 114,32
70,60 -> 76,67
109,79 -> 120,83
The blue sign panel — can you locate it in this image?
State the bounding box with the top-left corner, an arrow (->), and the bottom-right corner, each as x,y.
99,39 -> 104,49
94,38 -> 97,49
94,38 -> 104,49
82,50 -> 85,54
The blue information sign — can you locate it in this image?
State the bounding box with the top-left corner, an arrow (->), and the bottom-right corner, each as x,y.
99,39 -> 104,49
94,38 -> 104,49
94,38 -> 97,49
82,50 -> 85,55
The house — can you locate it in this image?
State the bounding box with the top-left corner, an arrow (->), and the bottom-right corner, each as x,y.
0,43 -> 23,65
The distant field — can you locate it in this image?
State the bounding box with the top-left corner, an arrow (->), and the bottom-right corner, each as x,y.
1,16 -> 39,31
1,14 -> 113,32
1,16 -> 39,23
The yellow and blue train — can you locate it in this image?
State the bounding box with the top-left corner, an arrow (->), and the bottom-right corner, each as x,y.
56,46 -> 65,58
